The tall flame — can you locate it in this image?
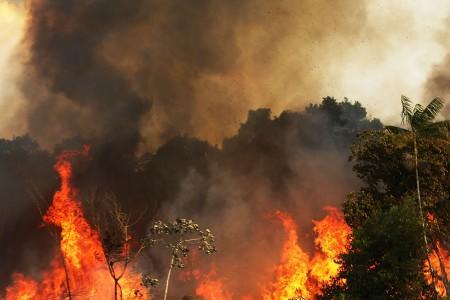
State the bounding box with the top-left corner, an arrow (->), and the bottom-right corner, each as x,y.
4,147 -> 148,300
424,213 -> 450,297
262,207 -> 351,300
309,206 -> 351,291
425,241 -> 450,297
190,207 -> 351,300
262,210 -> 312,300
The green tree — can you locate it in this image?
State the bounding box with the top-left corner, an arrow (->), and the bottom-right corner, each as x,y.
385,96 -> 450,297
321,201 -> 433,300
322,98 -> 450,299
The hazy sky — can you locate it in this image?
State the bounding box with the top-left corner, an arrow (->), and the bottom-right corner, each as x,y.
0,0 -> 26,136
0,0 -> 449,146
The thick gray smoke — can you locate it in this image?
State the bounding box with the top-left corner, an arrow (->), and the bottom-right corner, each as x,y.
424,52 -> 450,117
20,0 -> 369,151
22,0 -> 149,151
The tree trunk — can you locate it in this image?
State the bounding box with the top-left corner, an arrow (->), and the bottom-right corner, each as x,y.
61,251 -> 73,300
163,255 -> 175,300
114,279 -> 118,300
414,136 -> 439,298
114,278 -> 123,300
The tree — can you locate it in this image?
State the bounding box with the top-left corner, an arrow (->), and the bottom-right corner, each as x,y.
321,200 -> 434,300
86,191 -> 146,300
325,101 -> 450,298
385,96 -> 450,297
86,191 -> 217,300
141,218 -> 216,300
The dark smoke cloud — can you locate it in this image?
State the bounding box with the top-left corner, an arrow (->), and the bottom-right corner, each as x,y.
424,52 -> 450,117
20,0 -> 369,151
22,0 -> 149,150
423,14 -> 450,117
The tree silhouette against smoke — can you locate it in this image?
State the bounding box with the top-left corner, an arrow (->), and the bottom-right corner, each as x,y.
141,218 -> 216,300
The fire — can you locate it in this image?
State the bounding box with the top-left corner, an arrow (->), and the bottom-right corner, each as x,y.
182,207 -> 350,300
195,268 -> 232,300
426,241 -> 450,297
309,206 -> 351,291
3,147 -> 352,300
3,274 -> 37,300
4,147 -> 148,300
263,207 -> 351,300
180,263 -> 233,300
262,210 -> 312,300
424,213 -> 450,296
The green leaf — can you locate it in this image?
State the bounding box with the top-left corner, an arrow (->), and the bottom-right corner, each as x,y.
420,97 -> 444,124
401,95 -> 413,126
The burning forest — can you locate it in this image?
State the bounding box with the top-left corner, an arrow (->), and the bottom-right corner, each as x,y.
2,143 -> 353,300
1,0 -> 450,299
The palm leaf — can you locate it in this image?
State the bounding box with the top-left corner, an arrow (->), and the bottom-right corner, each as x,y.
401,95 -> 414,125
411,103 -> 425,130
421,97 -> 444,123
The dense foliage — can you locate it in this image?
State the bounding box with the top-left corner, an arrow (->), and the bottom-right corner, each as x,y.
322,97 -> 450,299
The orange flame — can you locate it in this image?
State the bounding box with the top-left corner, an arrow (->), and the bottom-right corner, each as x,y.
195,268 -> 233,300
263,210 -> 312,300
263,207 -> 350,300
424,213 -> 450,296
309,206 -> 351,292
4,147 -> 148,300
425,241 -> 450,297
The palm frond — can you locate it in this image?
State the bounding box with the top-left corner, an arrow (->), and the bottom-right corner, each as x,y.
412,103 -> 424,115
421,97 -> 445,123
411,103 -> 425,130
401,95 -> 413,125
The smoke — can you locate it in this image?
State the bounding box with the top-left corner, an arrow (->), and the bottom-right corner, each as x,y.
424,52 -> 450,117
21,0 -> 149,151
15,0 -> 372,152
423,6 -> 450,117
0,0 -> 26,136
2,0 -> 450,143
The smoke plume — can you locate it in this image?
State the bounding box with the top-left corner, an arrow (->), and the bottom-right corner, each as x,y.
424,52 -> 450,117
19,0 -> 369,151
